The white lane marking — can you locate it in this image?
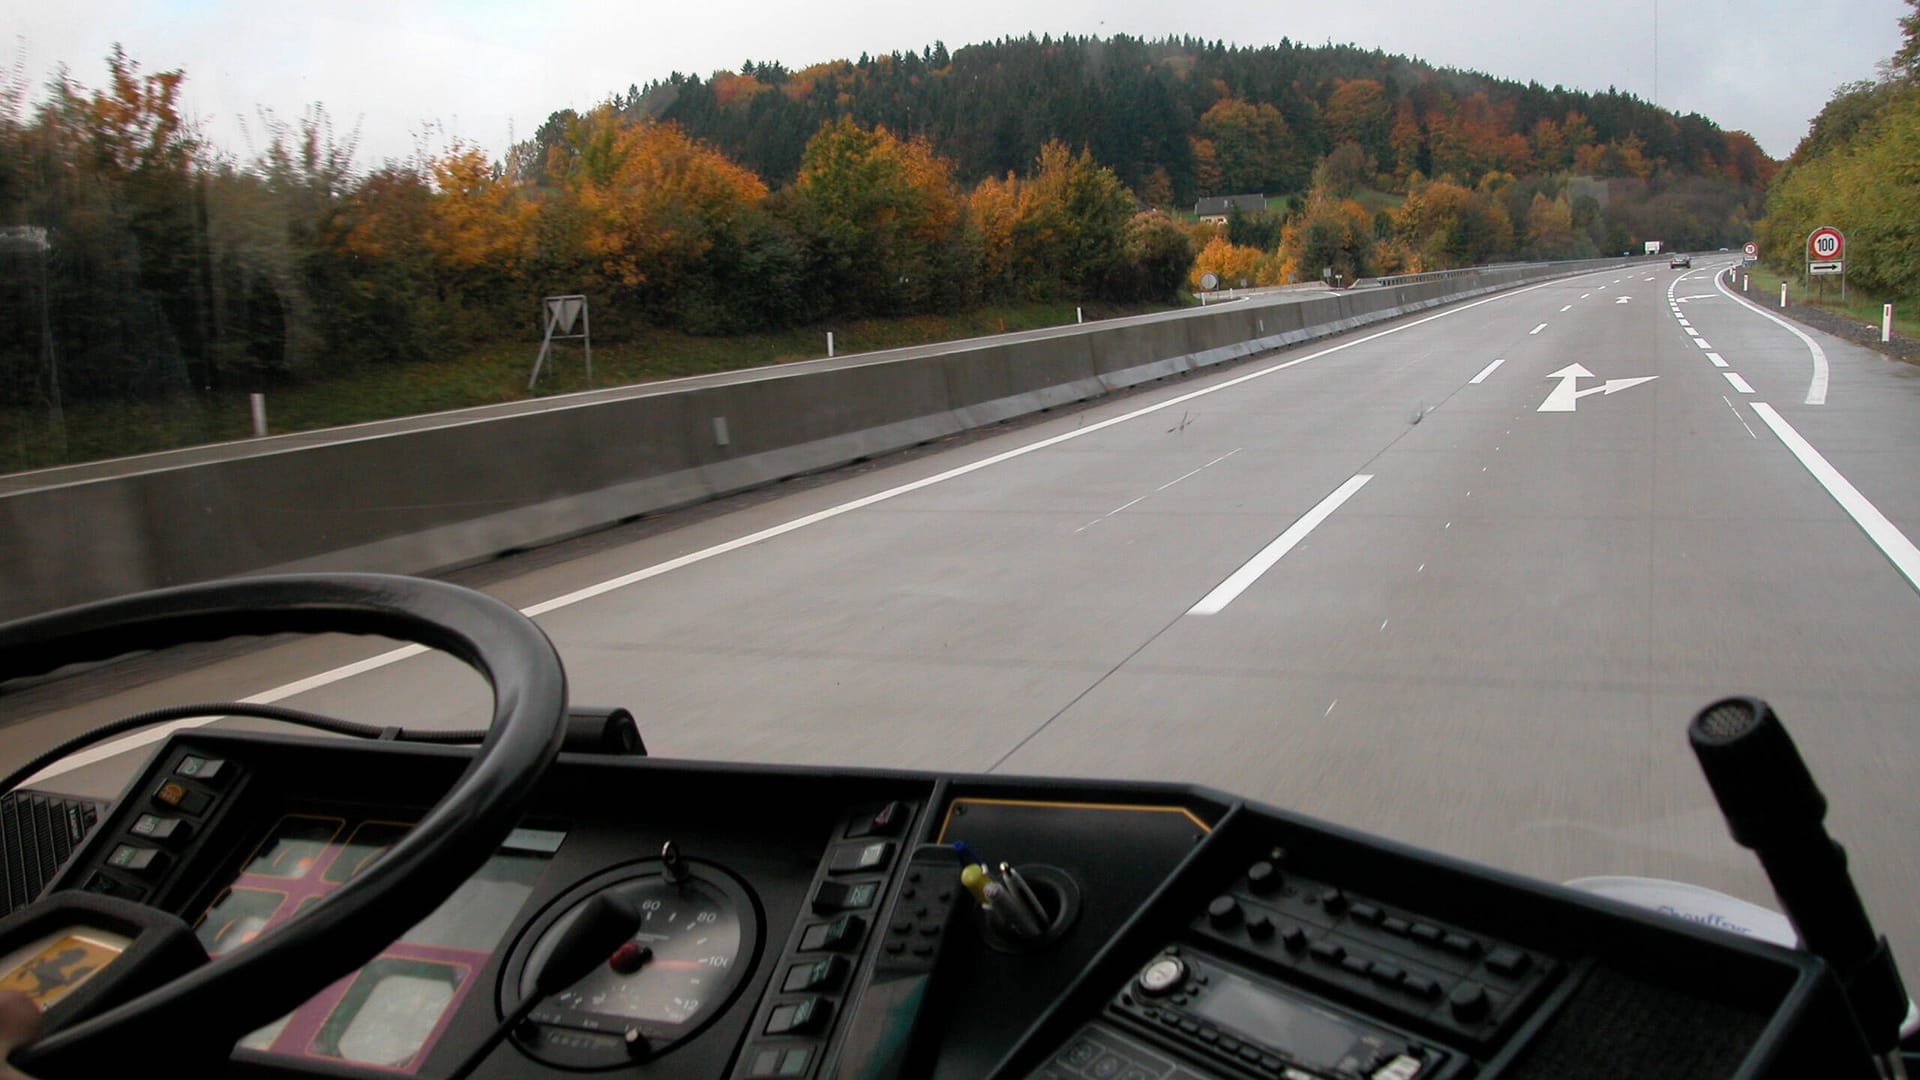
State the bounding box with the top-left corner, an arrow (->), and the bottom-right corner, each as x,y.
1380,618 -> 1390,631
1325,700 -> 1338,717
1154,447 -> 1243,493
1722,395 -> 1758,438
1724,372 -> 1755,394
1581,293 -> 1591,298
1685,328 -> 1700,337
1707,353 -> 1729,368
1694,338 -> 1712,349
1752,403 -> 1920,592
1529,323 -> 1547,335
1678,319 -> 1691,327
1417,563 -> 1425,573
1714,268 -> 1828,405
1560,305 -> 1572,312
1078,448 -> 1245,530
1189,474 -> 1374,615
23,645 -> 435,782
1470,356 -> 1508,384
29,269 -> 1616,781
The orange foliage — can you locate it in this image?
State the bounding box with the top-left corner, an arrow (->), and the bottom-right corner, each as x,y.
427,144 -> 534,273
711,72 -> 770,110
1189,234 -> 1263,290
969,172 -> 1021,284
85,45 -> 194,175
577,121 -> 769,290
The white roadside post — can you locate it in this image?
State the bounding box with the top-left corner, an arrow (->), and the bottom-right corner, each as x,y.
1886,304 -> 1895,343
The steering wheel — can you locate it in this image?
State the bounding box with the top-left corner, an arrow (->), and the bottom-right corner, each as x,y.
0,573 -> 570,1075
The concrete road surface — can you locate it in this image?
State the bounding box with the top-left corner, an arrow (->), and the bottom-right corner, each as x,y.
8,258 -> 1920,987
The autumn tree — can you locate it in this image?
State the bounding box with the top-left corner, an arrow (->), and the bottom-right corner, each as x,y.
782,117 -> 971,316
1279,195 -> 1376,283
1198,98 -> 1303,194
1189,235 -> 1263,290
972,140 -> 1136,301
1107,210 -> 1196,301
1312,143 -> 1373,198
1394,178 -> 1513,269
1325,79 -> 1391,161
573,118 -> 771,320
1524,192 -> 1579,258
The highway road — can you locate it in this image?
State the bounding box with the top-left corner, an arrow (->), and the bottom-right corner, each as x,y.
8,257 -> 1920,988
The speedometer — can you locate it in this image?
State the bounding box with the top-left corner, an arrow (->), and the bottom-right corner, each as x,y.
502,860 -> 761,1068
529,877 -> 743,1026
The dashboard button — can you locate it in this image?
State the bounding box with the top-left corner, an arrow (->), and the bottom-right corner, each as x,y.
799,914 -> 865,952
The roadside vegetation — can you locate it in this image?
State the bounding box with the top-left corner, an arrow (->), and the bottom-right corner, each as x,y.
0,34 -> 1776,472
1744,2 -> 1920,360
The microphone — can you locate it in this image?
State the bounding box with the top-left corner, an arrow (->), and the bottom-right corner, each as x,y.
1689,696 -> 1909,1067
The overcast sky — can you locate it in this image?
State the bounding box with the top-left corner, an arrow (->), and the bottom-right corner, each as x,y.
3,1 -> 1909,171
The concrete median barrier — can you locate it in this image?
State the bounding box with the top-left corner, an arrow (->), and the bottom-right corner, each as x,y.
0,256 -> 1652,620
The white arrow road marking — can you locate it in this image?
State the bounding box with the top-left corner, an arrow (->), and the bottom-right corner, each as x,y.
1538,364 -> 1659,412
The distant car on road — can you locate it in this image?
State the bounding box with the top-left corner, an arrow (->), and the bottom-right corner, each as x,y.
1669,253 -> 1692,268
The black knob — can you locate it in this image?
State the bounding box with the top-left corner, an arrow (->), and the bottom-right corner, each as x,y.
1248,914 -> 1276,940
1320,888 -> 1348,915
1280,925 -> 1308,952
1246,860 -> 1282,893
1449,983 -> 1491,1024
1207,895 -> 1243,929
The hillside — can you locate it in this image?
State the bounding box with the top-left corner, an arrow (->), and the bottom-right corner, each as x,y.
580,35 -> 1773,206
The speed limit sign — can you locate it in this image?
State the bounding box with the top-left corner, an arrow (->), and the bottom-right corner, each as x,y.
1808,227 -> 1845,261
1742,242 -> 1757,257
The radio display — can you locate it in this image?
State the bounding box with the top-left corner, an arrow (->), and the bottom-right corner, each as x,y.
1189,971 -> 1360,1067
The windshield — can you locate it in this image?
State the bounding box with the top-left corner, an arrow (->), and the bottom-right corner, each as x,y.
4,0 -> 1918,1018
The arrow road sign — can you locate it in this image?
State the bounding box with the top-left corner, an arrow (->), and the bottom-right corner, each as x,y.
1537,364 -> 1660,412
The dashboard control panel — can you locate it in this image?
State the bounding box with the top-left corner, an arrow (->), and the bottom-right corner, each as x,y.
2,731 -> 1860,1079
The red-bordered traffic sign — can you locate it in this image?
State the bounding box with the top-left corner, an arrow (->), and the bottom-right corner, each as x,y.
1743,242 -> 1757,257
1808,227 -> 1844,261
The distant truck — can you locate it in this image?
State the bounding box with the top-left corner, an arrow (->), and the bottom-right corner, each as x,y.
1644,240 -> 1663,255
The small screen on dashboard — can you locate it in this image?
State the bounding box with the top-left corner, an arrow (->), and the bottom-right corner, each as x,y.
195,815 -> 566,1073
1189,971 -> 1359,1067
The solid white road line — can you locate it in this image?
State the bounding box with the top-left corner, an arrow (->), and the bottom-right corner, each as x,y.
1752,403 -> 1920,592
1715,268 -> 1828,405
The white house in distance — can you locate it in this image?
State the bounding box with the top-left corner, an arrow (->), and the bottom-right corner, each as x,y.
1194,194 -> 1267,225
